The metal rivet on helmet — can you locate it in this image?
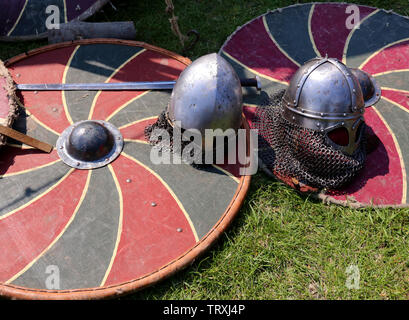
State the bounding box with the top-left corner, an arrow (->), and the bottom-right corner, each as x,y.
281,57 -> 372,155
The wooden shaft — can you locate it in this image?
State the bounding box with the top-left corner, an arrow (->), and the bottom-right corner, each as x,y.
0,125 -> 53,153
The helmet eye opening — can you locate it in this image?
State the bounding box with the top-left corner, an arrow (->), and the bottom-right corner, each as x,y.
327,127 -> 349,146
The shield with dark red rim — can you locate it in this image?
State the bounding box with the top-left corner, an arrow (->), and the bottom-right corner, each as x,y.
220,2 -> 409,208
0,40 -> 251,299
0,0 -> 109,41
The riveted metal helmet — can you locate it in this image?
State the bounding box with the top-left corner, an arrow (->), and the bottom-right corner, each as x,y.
167,53 -> 243,150
252,57 -> 381,190
282,57 -> 367,155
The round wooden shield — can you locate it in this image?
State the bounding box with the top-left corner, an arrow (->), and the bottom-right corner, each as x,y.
220,2 -> 409,208
0,0 -> 109,41
0,39 -> 251,299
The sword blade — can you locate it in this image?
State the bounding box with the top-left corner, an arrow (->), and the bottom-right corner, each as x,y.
15,76 -> 261,91
16,81 -> 176,91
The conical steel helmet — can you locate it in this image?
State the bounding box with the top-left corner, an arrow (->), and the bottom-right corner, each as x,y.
167,53 -> 243,150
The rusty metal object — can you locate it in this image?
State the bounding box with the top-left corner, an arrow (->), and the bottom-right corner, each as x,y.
182,29 -> 200,55
165,0 -> 199,54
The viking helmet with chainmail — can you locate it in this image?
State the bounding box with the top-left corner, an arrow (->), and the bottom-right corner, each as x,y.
144,53 -> 243,162
254,57 -> 381,190
167,53 -> 243,150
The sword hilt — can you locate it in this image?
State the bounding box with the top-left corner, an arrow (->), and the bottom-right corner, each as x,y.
240,76 -> 261,91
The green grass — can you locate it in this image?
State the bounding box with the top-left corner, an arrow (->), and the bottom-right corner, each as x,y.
130,173 -> 409,300
1,0 -> 409,300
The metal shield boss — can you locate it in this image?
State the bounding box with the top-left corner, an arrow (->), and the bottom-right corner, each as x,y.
57,120 -> 124,169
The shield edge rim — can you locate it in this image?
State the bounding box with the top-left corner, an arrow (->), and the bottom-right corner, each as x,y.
0,38 -> 251,300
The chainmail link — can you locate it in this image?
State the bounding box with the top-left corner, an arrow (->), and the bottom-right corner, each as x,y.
252,90 -> 367,190
144,109 -> 205,165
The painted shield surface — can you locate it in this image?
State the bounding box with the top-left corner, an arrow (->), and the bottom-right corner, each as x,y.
0,40 -> 251,299
0,0 -> 109,41
220,2 -> 409,208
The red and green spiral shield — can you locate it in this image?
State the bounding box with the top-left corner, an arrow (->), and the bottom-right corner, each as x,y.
0,40 -> 251,299
220,2 -> 409,208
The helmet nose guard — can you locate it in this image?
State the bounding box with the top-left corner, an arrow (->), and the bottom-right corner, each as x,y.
282,57 -> 375,155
